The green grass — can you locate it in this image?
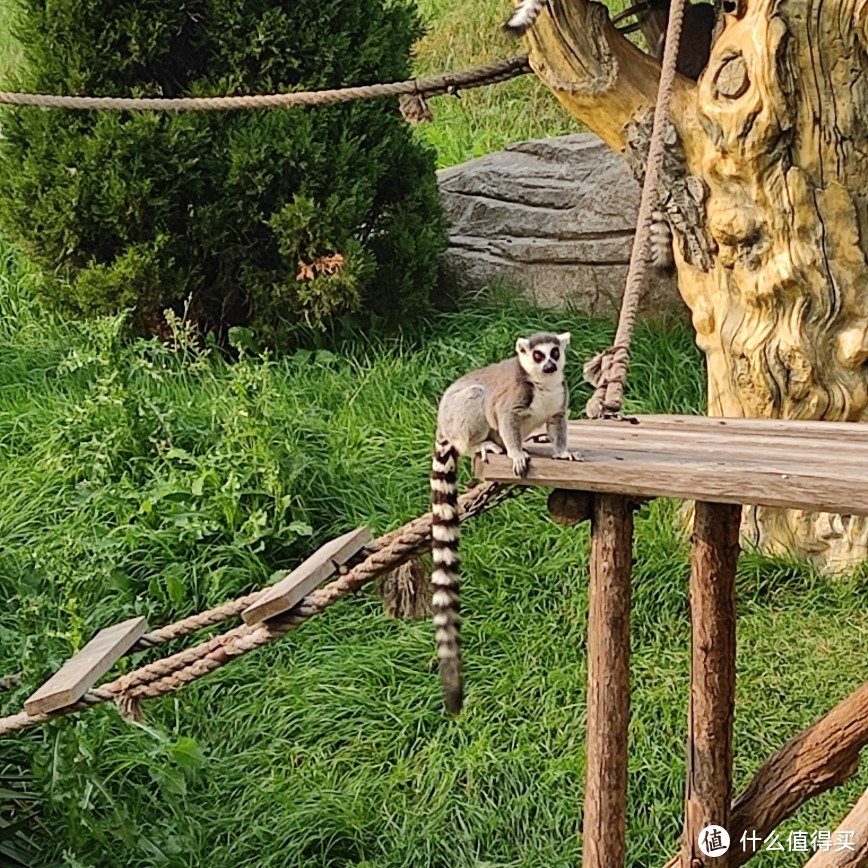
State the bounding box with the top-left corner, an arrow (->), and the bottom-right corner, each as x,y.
0,239 -> 865,867
0,1 -> 866,865
411,0 -> 645,166
0,0 -> 22,87
412,0 -> 577,166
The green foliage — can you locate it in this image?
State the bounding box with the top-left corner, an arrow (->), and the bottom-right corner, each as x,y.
0,0 -> 446,343
0,244 -> 866,866
0,735 -> 41,868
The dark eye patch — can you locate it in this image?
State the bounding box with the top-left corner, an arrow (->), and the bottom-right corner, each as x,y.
550,347 -> 560,361
533,350 -> 545,363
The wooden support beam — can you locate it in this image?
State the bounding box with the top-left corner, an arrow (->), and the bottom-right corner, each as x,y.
804,787 -> 868,867
242,526 -> 371,625
682,502 -> 741,867
728,682 -> 868,866
583,494 -> 634,868
663,682 -> 868,867
548,489 -> 593,525
24,616 -> 148,715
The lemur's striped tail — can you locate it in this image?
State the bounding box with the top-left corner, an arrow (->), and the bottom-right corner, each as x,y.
504,0 -> 547,34
431,441 -> 462,715
649,208 -> 675,272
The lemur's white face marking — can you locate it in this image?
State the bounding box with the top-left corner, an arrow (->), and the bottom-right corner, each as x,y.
516,332 -> 570,381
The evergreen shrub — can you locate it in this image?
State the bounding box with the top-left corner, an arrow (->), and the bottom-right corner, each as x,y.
0,0 -> 447,344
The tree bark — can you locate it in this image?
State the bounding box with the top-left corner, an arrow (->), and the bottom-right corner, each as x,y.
584,494 -> 634,868
804,787 -> 868,867
682,502 -> 740,868
526,0 -> 868,571
662,682 -> 868,867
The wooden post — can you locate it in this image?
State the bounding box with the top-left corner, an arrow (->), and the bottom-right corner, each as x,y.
583,494 -> 634,868
683,501 -> 741,867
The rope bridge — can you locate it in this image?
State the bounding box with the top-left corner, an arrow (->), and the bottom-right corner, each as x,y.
0,482 -> 520,735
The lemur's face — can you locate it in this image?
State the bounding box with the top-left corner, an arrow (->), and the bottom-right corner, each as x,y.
516,332 -> 570,379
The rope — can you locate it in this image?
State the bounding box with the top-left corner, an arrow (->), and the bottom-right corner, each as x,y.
0,481 -> 521,735
0,56 -> 531,112
583,0 -> 687,419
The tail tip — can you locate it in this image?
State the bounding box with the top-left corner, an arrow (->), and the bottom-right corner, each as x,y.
444,686 -> 464,715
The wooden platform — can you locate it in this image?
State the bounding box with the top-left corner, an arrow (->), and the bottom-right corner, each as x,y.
473,414 -> 868,514
474,415 -> 868,866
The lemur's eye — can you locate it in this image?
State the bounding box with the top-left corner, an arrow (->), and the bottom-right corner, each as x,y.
550,347 -> 560,361
533,350 -> 545,363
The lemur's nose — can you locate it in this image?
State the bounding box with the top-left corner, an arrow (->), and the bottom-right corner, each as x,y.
542,361 -> 556,374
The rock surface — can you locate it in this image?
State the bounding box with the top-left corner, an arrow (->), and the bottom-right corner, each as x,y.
437,133 -> 684,317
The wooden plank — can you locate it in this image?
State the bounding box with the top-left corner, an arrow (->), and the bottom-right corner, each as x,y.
242,526 -> 372,625
620,414 -> 868,442
24,616 -> 148,716
682,502 -> 739,868
560,431 -> 868,477
562,421 -> 868,464
474,448 -> 868,516
583,494 -> 633,868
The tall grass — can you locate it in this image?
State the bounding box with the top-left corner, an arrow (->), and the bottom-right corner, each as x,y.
0,0 -> 22,86
0,239 -> 865,866
412,0 -> 577,165
0,1 -> 866,865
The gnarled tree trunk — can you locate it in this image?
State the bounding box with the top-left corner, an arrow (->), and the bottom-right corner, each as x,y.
524,0 -> 868,571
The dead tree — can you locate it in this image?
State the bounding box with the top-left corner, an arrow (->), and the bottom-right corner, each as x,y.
522,0 -> 868,571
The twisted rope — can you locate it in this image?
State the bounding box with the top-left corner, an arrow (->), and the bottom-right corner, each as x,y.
0,56 -> 531,112
583,0 -> 687,418
0,481 -> 520,734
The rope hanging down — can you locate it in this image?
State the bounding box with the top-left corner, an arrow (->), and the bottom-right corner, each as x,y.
583,0 -> 687,419
0,481 -> 521,735
0,56 -> 531,112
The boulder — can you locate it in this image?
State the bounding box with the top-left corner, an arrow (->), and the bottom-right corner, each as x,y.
437,133 -> 685,317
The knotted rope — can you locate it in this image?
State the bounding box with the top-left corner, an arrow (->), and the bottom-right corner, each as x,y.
583,0 -> 687,418
0,481 -> 521,735
0,56 -> 531,112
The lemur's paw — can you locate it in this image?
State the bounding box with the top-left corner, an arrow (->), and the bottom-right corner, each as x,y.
476,440 -> 505,461
509,450 -> 530,477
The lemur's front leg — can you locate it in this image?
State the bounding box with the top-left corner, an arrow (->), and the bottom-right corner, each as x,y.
548,412 -> 582,462
501,411 -> 530,477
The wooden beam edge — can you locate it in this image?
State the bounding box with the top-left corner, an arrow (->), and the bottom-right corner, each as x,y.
242,526 -> 372,625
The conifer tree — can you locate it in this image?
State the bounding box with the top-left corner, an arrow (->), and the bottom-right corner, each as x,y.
0,0 -> 446,343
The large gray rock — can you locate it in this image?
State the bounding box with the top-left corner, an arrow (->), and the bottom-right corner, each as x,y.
437,133 -> 684,317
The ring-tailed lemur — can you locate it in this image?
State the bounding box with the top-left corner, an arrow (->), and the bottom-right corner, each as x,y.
431,332 -> 579,714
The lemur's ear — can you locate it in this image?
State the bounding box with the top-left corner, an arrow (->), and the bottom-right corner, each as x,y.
516,337 -> 530,354
557,332 -> 571,348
